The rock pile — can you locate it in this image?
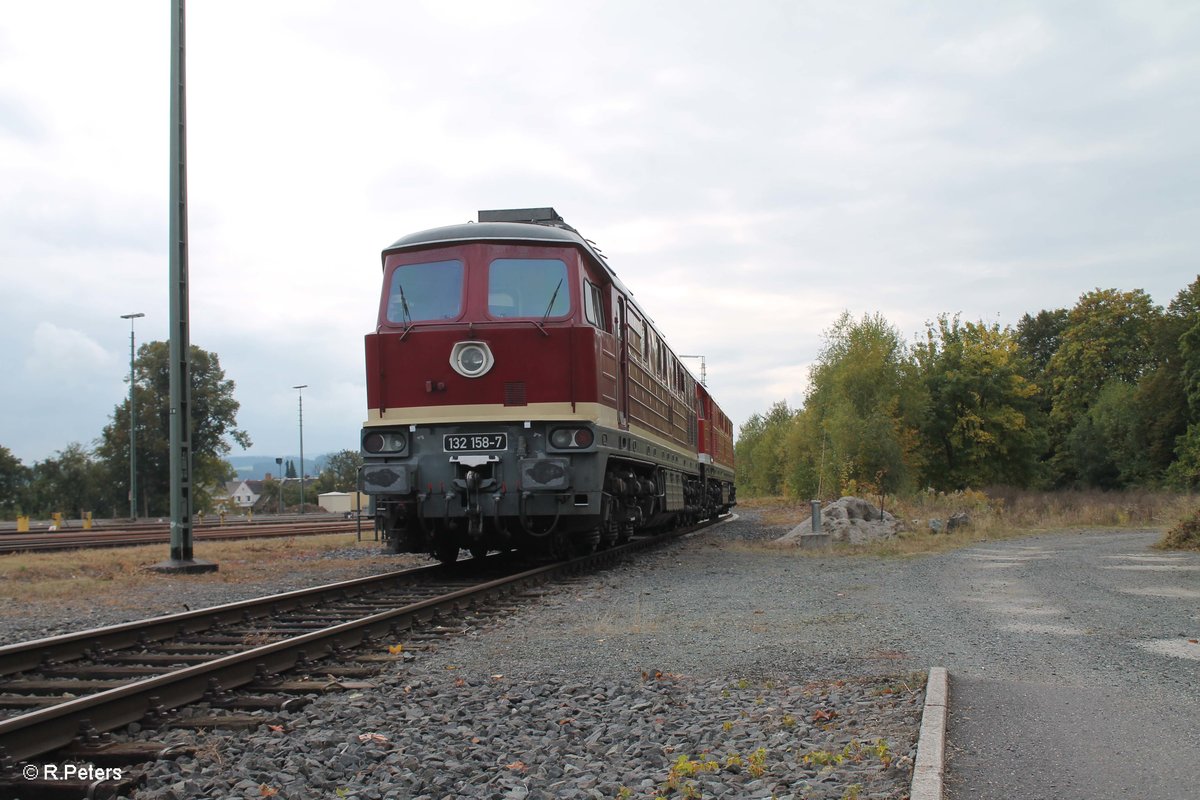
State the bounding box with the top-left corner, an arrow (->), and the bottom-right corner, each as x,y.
774,497 -> 902,546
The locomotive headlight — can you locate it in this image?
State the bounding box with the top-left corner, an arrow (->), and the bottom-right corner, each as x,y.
550,427 -> 594,449
363,431 -> 408,454
449,341 -> 494,378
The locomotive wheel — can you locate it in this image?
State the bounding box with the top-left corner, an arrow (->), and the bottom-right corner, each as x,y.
433,541 -> 461,564
577,526 -> 600,556
598,500 -> 618,549
548,530 -> 573,561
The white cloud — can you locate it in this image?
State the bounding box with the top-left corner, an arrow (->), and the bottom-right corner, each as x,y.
24,323 -> 115,383
932,15 -> 1054,75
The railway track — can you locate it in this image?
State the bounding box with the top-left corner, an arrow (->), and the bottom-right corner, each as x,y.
0,519 -> 366,555
0,516 -> 730,796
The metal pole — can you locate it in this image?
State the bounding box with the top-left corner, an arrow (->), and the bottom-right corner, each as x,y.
120,312 -> 144,520
680,354 -> 706,386
294,385 -> 307,513
275,457 -> 283,514
153,0 -> 214,573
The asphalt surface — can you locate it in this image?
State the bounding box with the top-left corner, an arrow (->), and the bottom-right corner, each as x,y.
907,531 -> 1200,800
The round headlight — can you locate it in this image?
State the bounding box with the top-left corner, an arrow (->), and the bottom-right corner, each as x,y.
449,341 -> 494,378
459,346 -> 486,374
363,432 -> 406,454
550,428 -> 594,449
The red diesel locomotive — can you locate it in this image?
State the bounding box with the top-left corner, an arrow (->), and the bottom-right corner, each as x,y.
361,208 -> 735,561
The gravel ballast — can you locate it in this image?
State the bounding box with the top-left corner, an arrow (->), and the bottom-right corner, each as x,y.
6,513 -> 929,798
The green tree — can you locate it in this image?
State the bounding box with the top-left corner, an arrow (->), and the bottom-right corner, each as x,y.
320,450 -> 365,492
0,445 -> 31,518
286,460 -> 297,479
1160,277 -> 1200,487
25,443 -> 107,519
96,342 -> 250,516
1015,308 -> 1069,379
734,402 -> 793,496
913,316 -> 1044,490
787,312 -> 924,498
1046,288 -> 1162,485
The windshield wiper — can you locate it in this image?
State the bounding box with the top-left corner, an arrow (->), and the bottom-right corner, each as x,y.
396,283 -> 414,340
541,278 -> 563,324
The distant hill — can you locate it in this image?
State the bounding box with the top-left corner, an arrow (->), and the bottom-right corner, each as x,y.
228,453 -> 340,481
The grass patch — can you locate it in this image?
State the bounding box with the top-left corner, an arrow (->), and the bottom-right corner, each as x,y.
737,489 -> 1197,556
0,534 -> 420,608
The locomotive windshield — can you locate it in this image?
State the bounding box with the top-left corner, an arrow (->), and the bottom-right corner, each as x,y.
488,258 -> 571,319
386,259 -> 464,323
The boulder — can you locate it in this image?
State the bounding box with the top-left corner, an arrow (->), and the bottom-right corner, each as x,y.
774,496 -> 902,546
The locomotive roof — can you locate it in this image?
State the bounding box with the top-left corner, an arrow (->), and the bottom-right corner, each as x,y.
385,220 -> 588,255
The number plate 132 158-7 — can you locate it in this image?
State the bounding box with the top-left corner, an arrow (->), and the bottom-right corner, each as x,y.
443,433 -> 507,452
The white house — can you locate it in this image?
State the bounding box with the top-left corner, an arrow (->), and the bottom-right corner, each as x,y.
226,480 -> 265,509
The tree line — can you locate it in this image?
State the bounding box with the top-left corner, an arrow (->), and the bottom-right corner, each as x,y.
0,342 -> 361,520
736,278 -> 1200,498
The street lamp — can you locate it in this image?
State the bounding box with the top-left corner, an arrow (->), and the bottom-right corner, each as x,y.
120,312 -> 145,519
293,385 -> 308,513
275,456 -> 284,514
680,354 -> 706,386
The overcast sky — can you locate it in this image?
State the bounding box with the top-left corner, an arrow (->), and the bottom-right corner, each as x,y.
2,1 -> 1197,467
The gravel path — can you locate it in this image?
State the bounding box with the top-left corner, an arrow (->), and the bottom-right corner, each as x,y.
42,512 -> 923,800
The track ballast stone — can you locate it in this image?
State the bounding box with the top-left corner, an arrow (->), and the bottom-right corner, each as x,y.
130,670 -> 920,800
76,512 -> 922,799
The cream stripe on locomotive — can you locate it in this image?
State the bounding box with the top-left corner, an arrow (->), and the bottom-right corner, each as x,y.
365,401 -> 618,427
365,401 -> 702,475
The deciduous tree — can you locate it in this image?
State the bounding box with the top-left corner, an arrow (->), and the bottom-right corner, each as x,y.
96,342 -> 250,516
1046,288 -> 1162,484
0,445 -> 30,518
789,312 -> 924,498
25,444 -> 107,518
913,316 -> 1044,490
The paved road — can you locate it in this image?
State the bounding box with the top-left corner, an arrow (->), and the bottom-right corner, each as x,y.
899,531 -> 1200,800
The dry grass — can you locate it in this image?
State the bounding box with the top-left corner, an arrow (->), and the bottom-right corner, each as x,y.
0,533 -> 418,607
1157,507 -> 1200,551
737,489 -> 1199,556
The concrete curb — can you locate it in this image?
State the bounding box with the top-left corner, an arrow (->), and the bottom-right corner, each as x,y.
911,667 -> 948,800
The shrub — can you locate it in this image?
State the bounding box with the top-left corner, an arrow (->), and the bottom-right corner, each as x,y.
1159,508 -> 1200,551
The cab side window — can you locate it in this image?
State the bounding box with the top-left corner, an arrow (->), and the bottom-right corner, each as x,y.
584,281 -> 607,331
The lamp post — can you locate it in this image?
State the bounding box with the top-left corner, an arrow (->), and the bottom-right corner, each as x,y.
275,457 -> 283,514
293,385 -> 308,513
120,312 -> 145,519
680,354 -> 706,386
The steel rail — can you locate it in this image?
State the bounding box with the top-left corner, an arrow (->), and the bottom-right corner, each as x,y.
0,562 -> 443,678
0,517 -> 731,763
0,521 -> 363,554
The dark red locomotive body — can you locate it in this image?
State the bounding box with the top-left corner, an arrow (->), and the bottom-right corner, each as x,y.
361,208 -> 735,561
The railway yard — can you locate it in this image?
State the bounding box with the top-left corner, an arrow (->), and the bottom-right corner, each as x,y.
3,508 -> 1198,799
0,516 -> 367,555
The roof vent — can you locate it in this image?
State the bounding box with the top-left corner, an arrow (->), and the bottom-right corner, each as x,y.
478,207 -> 566,226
